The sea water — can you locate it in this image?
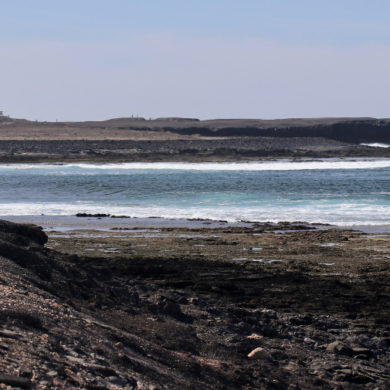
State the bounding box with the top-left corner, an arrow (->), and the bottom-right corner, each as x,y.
0,158 -> 389,226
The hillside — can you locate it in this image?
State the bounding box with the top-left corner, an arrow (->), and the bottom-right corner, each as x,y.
1,116 -> 390,143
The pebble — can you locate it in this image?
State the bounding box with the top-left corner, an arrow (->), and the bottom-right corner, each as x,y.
303,337 -> 316,345
247,347 -> 270,360
352,347 -> 371,356
0,330 -> 21,339
326,341 -> 353,356
247,333 -> 264,341
65,355 -> 86,364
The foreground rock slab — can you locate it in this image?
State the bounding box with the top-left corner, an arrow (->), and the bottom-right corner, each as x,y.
0,219 -> 389,389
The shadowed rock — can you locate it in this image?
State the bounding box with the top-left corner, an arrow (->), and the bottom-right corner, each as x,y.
0,219 -> 47,245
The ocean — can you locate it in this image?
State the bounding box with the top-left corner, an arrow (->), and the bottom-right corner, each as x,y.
1,158 -> 390,226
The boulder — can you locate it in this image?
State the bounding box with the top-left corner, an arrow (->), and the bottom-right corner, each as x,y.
0,219 -> 47,245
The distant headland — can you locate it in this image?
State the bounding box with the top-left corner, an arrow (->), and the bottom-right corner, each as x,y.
0,115 -> 389,162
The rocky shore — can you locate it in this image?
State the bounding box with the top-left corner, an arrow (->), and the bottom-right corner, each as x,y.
0,218 -> 389,389
0,117 -> 390,162
0,138 -> 389,163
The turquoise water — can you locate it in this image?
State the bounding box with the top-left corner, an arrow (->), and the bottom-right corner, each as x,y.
0,159 -> 389,225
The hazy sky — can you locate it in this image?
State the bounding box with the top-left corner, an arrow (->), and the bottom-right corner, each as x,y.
1,1 -> 390,121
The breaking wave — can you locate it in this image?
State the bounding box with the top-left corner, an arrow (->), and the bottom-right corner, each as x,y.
1,158 -> 390,173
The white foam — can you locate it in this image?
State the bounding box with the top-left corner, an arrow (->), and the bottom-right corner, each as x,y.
253,259 -> 284,263
1,201 -> 390,227
360,143 -> 390,148
1,158 -> 390,172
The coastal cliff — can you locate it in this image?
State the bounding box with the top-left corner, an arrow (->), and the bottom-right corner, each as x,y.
137,117 -> 390,144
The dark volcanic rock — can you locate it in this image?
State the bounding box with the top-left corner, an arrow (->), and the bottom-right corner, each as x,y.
0,219 -> 53,280
326,341 -> 353,356
1,117 -> 390,162
0,136 -> 389,163
76,213 -> 111,218
0,219 -> 47,245
0,220 -> 389,389
0,373 -> 31,388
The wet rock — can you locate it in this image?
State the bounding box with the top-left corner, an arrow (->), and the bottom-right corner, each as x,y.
76,213 -> 110,218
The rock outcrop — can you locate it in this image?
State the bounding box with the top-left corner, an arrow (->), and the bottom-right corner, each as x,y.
1,117 -> 390,162
0,220 -> 389,389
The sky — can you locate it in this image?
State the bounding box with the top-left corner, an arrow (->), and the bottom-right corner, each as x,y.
1,1 -> 390,121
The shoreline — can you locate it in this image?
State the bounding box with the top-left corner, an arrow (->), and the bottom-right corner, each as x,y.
1,149 -> 389,164
2,215 -> 390,234
2,155 -> 390,164
0,217 -> 389,388
1,158 -> 389,233
0,137 -> 390,164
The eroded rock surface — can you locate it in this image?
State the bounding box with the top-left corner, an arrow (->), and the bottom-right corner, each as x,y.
0,220 -> 389,389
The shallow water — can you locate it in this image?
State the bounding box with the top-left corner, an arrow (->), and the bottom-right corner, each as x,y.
0,159 -> 389,226
253,259 -> 284,263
